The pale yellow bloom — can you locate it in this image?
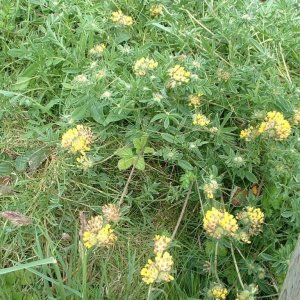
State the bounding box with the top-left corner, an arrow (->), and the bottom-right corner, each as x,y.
168,65 -> 191,83
293,109 -> 300,125
111,10 -> 133,26
203,180 -> 219,199
150,4 -> 164,16
141,252 -> 174,284
133,57 -> 158,75
189,93 -> 203,107
73,74 -> 88,84
193,113 -> 210,126
89,44 -> 106,56
153,235 -> 171,254
258,111 -> 291,140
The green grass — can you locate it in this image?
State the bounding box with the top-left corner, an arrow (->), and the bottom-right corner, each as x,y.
1,0 -> 300,299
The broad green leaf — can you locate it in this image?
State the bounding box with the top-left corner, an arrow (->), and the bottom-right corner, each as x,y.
134,156 -> 145,171
11,77 -> 32,91
244,171 -> 258,183
0,162 -> 13,176
114,147 -> 134,158
178,160 -> 193,171
117,157 -> 134,171
15,154 -> 30,172
90,102 -> 106,125
28,148 -> 50,172
133,135 -> 148,152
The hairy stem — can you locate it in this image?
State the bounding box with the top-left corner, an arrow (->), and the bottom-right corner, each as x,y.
231,243 -> 245,289
214,241 -> 221,283
118,165 -> 135,206
171,183 -> 193,240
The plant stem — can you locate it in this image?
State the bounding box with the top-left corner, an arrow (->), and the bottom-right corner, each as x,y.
82,250 -> 88,299
214,241 -> 220,284
230,243 -> 245,289
171,183 -> 193,240
146,284 -> 152,300
118,165 -> 135,206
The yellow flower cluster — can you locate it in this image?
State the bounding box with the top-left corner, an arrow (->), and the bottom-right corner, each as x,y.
89,44 -> 106,56
111,10 -> 134,26
141,235 -> 174,285
293,109 -> 300,125
153,235 -> 171,254
61,125 -> 93,155
241,111 -> 291,141
189,93 -> 202,107
258,111 -> 291,140
240,126 -> 255,141
133,57 -> 158,75
82,204 -> 120,249
210,285 -> 229,300
141,252 -> 174,284
237,207 -> 264,236
73,74 -> 88,84
61,125 -> 93,170
150,4 -> 164,16
203,208 -> 238,239
193,113 -> 210,126
168,65 -> 191,83
203,180 -> 219,199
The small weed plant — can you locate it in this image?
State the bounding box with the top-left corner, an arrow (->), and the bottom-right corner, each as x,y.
1,0 -> 300,299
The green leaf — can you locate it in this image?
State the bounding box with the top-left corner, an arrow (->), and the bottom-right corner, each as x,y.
134,156 -> 145,171
28,148 -> 50,172
90,102 -> 106,125
11,77 -> 32,91
115,32 -> 131,44
117,157 -> 134,171
133,135 -> 148,152
178,160 -> 193,171
15,154 -> 30,172
244,171 -> 258,183
114,147 -> 134,158
0,162 -> 13,176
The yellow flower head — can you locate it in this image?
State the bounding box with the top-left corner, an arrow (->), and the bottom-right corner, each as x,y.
189,93 -> 203,107
150,4 -> 164,16
111,10 -> 134,26
168,65 -> 191,83
83,231 -> 98,249
61,125 -> 93,155
240,126 -> 255,141
203,180 -> 219,199
210,285 -> 229,300
203,208 -> 238,239
89,44 -> 106,56
153,235 -> 171,254
237,207 -> 264,236
133,57 -> 158,75
258,111 -> 291,140
102,203 -> 121,223
193,113 -> 210,126
293,109 -> 300,125
96,224 -> 117,246
141,252 -> 174,284
82,216 -> 117,248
